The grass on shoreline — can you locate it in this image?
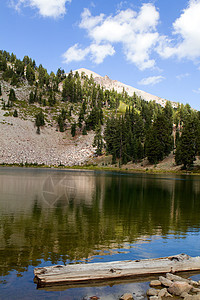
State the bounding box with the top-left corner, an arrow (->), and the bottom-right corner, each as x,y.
0,162 -> 200,175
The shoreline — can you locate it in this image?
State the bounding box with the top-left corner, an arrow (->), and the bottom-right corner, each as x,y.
0,163 -> 200,176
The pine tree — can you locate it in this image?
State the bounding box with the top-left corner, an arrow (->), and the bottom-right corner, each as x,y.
69,105 -> 73,116
2,100 -> 6,110
57,115 -> 65,132
38,64 -> 48,87
29,91 -> 34,104
145,129 -> 162,164
195,114 -> 200,155
26,64 -> 35,85
175,118 -> 196,169
136,139 -> 144,160
82,126 -> 87,135
13,109 -> 18,117
0,56 -> 7,71
78,108 -> 84,128
175,127 -> 180,147
35,111 -> 45,134
48,92 -> 56,106
62,71 -> 75,102
57,109 -> 66,132
112,150 -> 117,165
15,59 -> 24,77
71,123 -> 76,137
56,68 -> 65,83
43,98 -> 46,106
145,104 -> 173,164
9,88 -> 17,102
38,93 -> 42,105
33,87 -> 38,103
11,73 -> 18,86
93,122 -> 103,156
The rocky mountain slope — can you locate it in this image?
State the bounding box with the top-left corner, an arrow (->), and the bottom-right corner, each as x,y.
0,107 -> 95,166
0,79 -> 95,166
72,68 -> 178,108
0,49 -> 191,169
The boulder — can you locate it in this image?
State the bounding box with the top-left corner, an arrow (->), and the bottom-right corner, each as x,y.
147,288 -> 159,296
158,288 -> 167,297
168,281 -> 192,296
191,287 -> 200,293
190,281 -> 200,287
149,297 -> 160,300
150,280 -> 161,287
180,292 -> 190,298
119,293 -> 134,300
159,276 -> 173,287
158,288 -> 172,298
165,291 -> 173,297
166,273 -> 189,283
183,295 -> 200,300
166,273 -> 199,287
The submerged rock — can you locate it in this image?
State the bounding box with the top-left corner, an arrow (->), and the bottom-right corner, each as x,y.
147,288 -> 159,296
119,293 -> 134,300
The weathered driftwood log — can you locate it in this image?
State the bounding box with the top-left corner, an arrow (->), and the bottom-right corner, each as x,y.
34,254 -> 200,288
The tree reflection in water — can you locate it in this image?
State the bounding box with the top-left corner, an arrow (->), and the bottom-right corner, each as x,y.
0,169 -> 200,277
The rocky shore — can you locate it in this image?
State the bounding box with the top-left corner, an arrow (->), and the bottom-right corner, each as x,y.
147,273 -> 200,300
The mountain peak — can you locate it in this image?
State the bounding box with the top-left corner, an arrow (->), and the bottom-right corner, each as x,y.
73,68 -> 102,79
71,68 -> 178,108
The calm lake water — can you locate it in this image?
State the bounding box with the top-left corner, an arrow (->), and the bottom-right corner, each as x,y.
0,167 -> 200,299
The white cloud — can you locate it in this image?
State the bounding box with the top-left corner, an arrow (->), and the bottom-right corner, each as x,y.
138,76 -> 165,86
10,0 -> 71,18
193,88 -> 200,94
89,44 -> 115,64
64,4 -> 160,68
176,73 -> 190,80
80,8 -> 104,30
157,0 -> 200,61
62,44 -> 90,63
62,43 -> 115,64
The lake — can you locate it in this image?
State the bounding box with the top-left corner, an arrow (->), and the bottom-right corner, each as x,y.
0,167 -> 200,299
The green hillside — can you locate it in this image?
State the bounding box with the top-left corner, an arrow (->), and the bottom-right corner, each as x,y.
0,49 -> 200,170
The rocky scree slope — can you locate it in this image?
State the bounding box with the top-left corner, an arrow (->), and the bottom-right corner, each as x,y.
0,80 -> 95,166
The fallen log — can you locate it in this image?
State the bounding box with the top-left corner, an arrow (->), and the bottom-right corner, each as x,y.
34,254 -> 200,288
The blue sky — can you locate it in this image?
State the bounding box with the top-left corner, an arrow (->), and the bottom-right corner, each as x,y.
1,0 -> 200,109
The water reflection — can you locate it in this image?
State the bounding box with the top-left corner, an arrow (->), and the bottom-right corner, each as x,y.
0,168 -> 200,277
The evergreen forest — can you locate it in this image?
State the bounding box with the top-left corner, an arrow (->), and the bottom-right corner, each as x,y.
0,49 -> 200,170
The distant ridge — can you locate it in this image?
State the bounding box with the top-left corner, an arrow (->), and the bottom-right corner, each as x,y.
72,68 -> 178,108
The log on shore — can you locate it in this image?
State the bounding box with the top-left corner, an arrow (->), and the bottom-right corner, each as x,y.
34,254 -> 200,288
